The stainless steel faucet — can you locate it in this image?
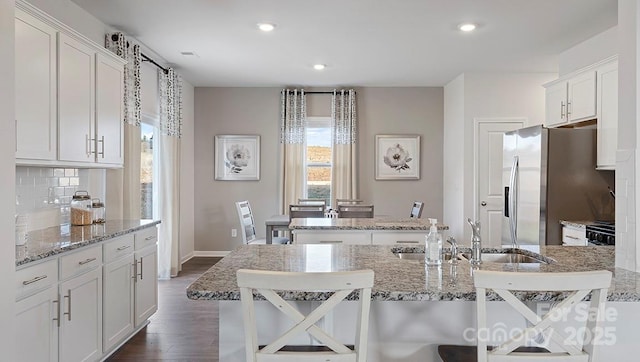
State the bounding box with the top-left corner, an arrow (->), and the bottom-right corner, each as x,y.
446,236 -> 458,264
467,218 -> 482,265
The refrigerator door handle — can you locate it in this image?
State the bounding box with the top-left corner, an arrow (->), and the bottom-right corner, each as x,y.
508,156 -> 519,246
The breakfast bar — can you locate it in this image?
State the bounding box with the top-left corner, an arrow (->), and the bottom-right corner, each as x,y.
187,244 -> 640,361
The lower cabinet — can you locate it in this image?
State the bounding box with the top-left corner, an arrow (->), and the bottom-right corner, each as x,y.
59,268 -> 102,362
15,226 -> 159,362
15,286 -> 59,361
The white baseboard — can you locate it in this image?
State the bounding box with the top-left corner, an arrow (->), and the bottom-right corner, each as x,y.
193,250 -> 231,258
180,252 -> 194,264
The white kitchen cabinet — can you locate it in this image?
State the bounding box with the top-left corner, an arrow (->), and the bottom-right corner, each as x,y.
95,54 -> 124,165
102,235 -> 135,353
596,59 -> 618,170
15,260 -> 59,362
562,224 -> 587,246
15,0 -> 126,168
58,267 -> 102,362
544,71 -> 596,127
14,9 -> 57,161
134,227 -> 158,327
293,230 -> 372,245
58,33 -> 95,163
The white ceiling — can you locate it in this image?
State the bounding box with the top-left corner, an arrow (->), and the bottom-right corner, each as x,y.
72,0 -> 617,87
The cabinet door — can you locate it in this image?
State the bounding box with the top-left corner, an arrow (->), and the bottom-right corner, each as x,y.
567,70 -> 597,122
135,244 -> 158,327
15,10 -> 57,160
58,33 -> 95,163
597,61 -> 618,169
544,82 -> 567,127
95,54 -> 124,165
15,287 -> 59,362
103,255 -> 134,353
59,268 -> 102,362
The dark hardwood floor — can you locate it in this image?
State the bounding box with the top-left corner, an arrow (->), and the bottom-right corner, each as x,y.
107,257 -> 222,361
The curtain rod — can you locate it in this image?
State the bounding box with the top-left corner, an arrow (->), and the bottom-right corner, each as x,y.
281,90 -> 355,95
141,53 -> 169,74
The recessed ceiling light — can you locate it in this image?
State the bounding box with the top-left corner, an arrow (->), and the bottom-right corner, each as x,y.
458,23 -> 477,32
180,51 -> 199,58
313,64 -> 326,70
257,23 -> 276,32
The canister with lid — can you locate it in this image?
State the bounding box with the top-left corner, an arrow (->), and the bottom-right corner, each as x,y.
92,198 -> 105,224
71,191 -> 93,226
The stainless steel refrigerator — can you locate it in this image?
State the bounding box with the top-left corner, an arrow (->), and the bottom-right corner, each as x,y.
502,125 -> 615,247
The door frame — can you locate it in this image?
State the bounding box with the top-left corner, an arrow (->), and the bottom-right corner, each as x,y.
473,117 -> 527,223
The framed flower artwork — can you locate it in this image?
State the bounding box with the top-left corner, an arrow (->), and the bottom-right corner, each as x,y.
375,134 -> 421,180
214,135 -> 260,180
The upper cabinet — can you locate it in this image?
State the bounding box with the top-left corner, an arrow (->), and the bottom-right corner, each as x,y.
15,1 -> 126,168
596,59 -> 618,170
544,56 -> 618,170
544,71 -> 597,127
15,10 -> 57,160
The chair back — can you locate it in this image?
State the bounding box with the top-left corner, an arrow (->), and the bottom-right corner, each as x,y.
298,198 -> 327,208
338,204 -> 374,218
410,201 -> 424,218
473,270 -> 612,362
289,204 -> 325,219
236,200 -> 258,244
237,269 -> 374,362
336,198 -> 363,206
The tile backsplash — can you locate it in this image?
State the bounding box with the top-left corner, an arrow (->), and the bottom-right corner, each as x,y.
16,167 -> 93,229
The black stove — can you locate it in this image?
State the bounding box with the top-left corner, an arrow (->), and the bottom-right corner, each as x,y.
586,221 -> 615,245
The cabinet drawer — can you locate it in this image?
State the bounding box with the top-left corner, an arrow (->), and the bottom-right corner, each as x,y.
562,226 -> 587,246
15,259 -> 58,300
372,232 -> 427,245
104,234 -> 134,263
135,227 -> 158,250
294,231 -> 371,245
60,245 -> 102,280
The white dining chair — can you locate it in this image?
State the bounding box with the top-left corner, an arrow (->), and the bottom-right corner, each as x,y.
237,269 -> 374,362
438,269 -> 612,362
236,200 -> 289,245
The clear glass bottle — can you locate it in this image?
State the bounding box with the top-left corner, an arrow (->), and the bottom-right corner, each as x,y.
70,191 -> 92,226
425,218 -> 443,266
92,198 -> 105,224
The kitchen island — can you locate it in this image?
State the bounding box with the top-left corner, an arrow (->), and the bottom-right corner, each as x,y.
289,217 -> 449,244
187,244 -> 640,361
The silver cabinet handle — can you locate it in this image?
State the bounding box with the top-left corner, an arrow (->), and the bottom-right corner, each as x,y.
52,298 -> 60,327
98,135 -> 105,158
566,101 -> 572,117
319,240 -> 342,244
63,290 -> 71,321
396,240 -> 419,244
78,257 -> 97,265
560,101 -> 565,119
145,235 -> 156,241
565,235 -> 580,240
138,259 -> 143,280
117,245 -> 131,251
22,275 -> 47,285
86,134 -> 91,156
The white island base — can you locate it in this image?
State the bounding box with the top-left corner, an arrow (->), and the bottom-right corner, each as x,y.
219,300 -> 640,362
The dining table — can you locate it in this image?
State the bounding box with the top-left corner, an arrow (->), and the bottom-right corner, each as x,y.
264,214 -> 291,244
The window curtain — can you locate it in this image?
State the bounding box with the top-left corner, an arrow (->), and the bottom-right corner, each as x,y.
278,89 -> 307,214
158,68 -> 182,279
104,32 -> 142,220
331,89 -> 358,206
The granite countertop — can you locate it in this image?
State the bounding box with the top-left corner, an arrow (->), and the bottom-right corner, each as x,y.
560,220 -> 615,228
16,219 -> 161,267
187,244 -> 640,302
289,217 -> 449,231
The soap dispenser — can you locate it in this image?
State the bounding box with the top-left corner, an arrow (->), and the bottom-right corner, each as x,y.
425,218 -> 443,266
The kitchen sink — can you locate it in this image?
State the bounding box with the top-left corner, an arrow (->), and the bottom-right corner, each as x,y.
459,252 -> 548,264
393,252 -> 459,261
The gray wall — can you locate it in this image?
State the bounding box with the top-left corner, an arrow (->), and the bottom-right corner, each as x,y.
194,87 -> 443,252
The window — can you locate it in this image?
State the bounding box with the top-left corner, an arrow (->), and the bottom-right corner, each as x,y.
140,121 -> 159,219
305,117 -> 332,205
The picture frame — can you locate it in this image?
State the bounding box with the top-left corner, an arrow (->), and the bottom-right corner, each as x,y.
375,134 -> 421,180
214,135 -> 260,181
